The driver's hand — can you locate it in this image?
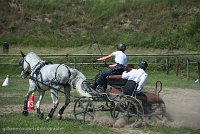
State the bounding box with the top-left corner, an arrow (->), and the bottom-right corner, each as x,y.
92,60 -> 97,63
136,86 -> 141,91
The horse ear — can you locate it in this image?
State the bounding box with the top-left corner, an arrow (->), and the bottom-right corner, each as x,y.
20,51 -> 26,57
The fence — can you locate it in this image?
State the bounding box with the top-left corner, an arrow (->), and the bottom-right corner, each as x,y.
187,59 -> 200,83
0,53 -> 199,81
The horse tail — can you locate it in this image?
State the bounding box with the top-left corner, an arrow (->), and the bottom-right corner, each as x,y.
68,68 -> 91,97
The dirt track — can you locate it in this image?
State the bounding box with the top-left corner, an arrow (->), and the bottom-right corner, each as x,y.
1,87 -> 200,129
161,88 -> 200,128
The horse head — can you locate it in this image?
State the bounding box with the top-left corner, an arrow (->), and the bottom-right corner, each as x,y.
19,51 -> 31,78
19,51 -> 42,78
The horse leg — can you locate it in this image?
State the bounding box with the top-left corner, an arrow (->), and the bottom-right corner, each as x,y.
22,89 -> 35,116
45,89 -> 59,121
57,85 -> 71,119
36,91 -> 45,119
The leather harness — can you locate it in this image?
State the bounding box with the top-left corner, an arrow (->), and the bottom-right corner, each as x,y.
29,61 -> 71,93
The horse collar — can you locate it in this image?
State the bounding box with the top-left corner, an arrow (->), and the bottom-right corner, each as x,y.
32,61 -> 47,75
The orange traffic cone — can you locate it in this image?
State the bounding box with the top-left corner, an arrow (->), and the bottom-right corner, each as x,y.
27,93 -> 35,111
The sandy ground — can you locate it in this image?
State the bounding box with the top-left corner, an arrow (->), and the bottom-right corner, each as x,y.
161,88 -> 200,128
1,87 -> 200,132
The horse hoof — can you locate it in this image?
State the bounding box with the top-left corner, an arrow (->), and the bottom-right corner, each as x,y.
45,117 -> 50,122
37,113 -> 44,119
22,110 -> 29,116
57,114 -> 62,120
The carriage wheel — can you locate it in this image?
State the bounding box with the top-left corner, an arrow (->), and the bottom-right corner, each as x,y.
111,96 -> 127,119
151,102 -> 166,120
109,95 -> 123,118
127,96 -> 144,118
74,97 -> 95,123
109,101 -> 117,118
112,96 -> 141,123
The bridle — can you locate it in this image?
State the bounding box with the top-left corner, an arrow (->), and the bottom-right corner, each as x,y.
19,57 -> 31,77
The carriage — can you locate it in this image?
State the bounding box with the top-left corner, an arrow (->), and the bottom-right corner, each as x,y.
73,65 -> 166,123
19,51 -> 166,123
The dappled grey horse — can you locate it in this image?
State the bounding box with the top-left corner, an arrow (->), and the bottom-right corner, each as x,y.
19,51 -> 88,121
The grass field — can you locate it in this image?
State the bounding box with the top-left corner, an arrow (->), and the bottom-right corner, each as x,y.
0,46 -> 199,134
0,113 -> 116,134
1,71 -> 200,134
1,0 -> 200,133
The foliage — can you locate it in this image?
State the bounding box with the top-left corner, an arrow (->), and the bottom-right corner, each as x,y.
0,0 -> 200,51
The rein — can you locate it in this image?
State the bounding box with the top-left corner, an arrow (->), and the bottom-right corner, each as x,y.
29,76 -> 65,94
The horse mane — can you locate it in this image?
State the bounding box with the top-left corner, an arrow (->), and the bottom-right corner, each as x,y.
26,52 -> 42,61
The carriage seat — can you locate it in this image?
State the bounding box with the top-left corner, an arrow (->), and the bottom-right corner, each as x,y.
137,92 -> 164,104
145,92 -> 164,104
107,75 -> 127,86
106,65 -> 134,86
108,86 -> 164,104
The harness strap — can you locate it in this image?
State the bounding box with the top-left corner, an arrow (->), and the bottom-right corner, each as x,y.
65,65 -> 71,78
29,76 -> 65,94
51,64 -> 71,87
30,63 -> 71,91
33,61 -> 51,90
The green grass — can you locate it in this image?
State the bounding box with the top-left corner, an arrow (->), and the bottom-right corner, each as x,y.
0,0 -> 200,132
0,67 -> 199,133
0,113 -> 116,134
148,71 -> 200,90
141,125 -> 200,134
1,0 -> 200,51
1,114 -> 199,134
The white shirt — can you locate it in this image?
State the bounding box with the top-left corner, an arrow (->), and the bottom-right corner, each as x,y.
112,51 -> 127,66
122,68 -> 148,91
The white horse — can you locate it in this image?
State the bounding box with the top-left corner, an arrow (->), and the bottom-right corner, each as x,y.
19,51 -> 91,121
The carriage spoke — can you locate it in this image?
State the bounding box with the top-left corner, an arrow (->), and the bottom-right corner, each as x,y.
74,111 -> 85,116
85,111 -> 95,118
74,97 -> 95,123
78,101 -> 86,109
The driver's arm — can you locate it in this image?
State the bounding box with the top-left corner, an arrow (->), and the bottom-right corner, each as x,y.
97,54 -> 113,61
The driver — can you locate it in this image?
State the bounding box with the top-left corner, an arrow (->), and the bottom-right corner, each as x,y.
122,61 -> 148,95
95,43 -> 127,92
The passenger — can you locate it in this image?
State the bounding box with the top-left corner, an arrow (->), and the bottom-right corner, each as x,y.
122,61 -> 148,96
94,43 -> 127,92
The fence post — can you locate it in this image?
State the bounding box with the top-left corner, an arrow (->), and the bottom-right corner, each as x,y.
176,56 -> 180,76
187,59 -> 190,80
166,57 -> 169,74
2,42 -> 9,54
198,62 -> 200,83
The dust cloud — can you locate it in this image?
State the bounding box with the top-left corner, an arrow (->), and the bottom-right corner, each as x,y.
92,88 -> 200,129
